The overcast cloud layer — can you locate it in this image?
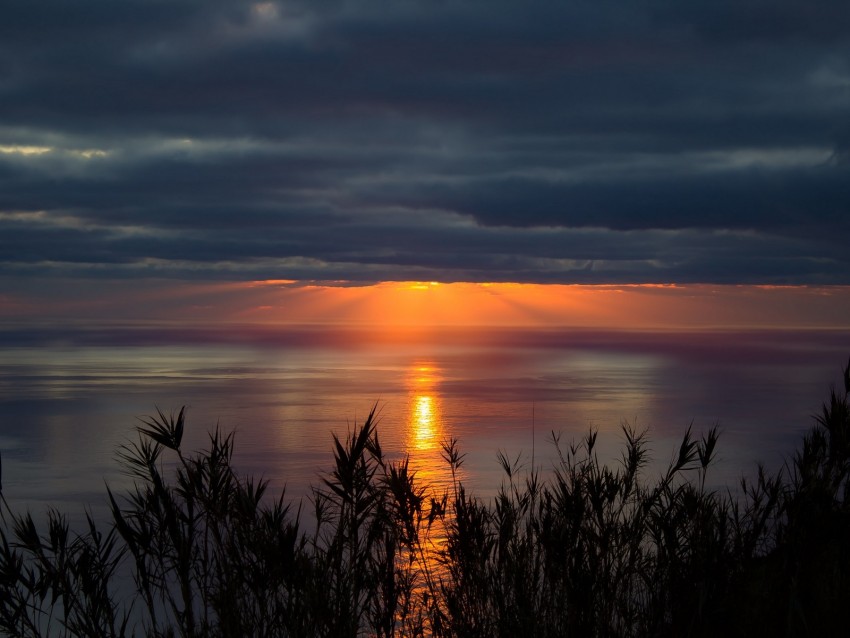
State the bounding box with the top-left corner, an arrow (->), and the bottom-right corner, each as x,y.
2,0 -> 850,286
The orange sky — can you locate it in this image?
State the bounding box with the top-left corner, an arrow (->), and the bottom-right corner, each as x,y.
228,281 -> 850,331
3,280 -> 849,331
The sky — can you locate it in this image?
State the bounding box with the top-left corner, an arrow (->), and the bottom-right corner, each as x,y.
2,1 -> 850,327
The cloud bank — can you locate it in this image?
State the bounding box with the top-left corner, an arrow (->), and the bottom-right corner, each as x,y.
2,0 -> 849,286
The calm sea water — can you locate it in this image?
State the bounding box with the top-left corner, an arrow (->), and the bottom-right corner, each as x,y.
1,324 -> 848,520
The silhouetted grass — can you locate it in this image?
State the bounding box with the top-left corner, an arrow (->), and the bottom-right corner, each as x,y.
2,360 -> 850,637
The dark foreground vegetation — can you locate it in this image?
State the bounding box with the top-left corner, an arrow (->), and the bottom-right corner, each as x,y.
2,362 -> 850,637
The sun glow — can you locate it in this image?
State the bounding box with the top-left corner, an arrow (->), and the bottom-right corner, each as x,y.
222,281 -> 850,331
235,280 -> 593,328
15,278 -> 850,330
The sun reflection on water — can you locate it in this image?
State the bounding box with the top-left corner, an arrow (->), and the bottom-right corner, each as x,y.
405,364 -> 446,462
412,394 -> 436,450
403,362 -> 460,586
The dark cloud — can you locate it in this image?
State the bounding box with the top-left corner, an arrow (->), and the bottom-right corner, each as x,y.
371,165 -> 850,232
1,0 -> 850,287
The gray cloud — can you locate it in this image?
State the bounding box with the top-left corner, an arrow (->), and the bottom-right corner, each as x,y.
2,0 -> 850,286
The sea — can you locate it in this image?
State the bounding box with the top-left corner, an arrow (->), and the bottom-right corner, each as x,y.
1,323 -> 848,523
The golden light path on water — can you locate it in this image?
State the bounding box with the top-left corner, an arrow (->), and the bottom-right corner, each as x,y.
403,362 -> 461,585
404,363 -> 456,494
413,395 -> 436,448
